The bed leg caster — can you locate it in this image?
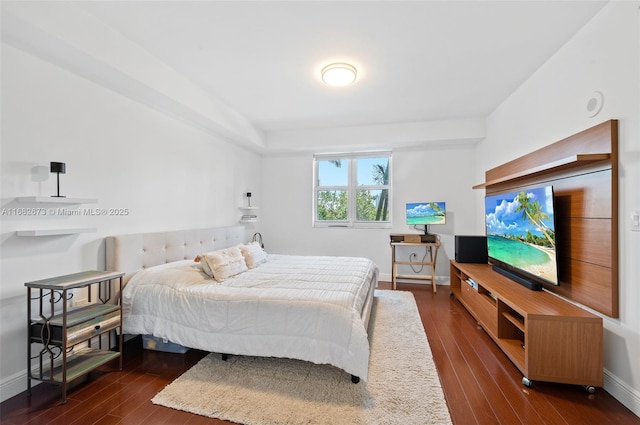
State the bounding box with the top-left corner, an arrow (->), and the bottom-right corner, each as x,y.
351,375 -> 360,384
221,354 -> 229,361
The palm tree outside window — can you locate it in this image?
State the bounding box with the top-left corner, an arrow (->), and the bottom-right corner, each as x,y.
313,153 -> 391,228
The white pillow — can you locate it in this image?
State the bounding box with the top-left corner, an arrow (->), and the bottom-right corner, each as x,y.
240,242 -> 267,269
196,255 -> 213,277
196,254 -> 213,277
199,246 -> 248,282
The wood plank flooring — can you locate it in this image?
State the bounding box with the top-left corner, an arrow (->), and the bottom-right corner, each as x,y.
2,282 -> 638,424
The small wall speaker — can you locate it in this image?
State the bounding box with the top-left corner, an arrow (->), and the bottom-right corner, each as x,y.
455,235 -> 488,263
586,91 -> 604,117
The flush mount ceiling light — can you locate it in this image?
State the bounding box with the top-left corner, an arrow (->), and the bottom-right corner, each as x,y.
321,62 -> 357,87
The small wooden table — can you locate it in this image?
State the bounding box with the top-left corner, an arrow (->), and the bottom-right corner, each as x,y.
390,239 -> 440,292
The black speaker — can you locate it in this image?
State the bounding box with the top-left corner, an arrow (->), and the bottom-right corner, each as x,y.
455,235 -> 488,263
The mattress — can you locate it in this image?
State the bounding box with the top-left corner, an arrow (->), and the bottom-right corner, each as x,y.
122,254 -> 378,380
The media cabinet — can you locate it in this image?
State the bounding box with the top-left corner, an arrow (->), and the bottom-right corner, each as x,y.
450,260 -> 603,390
474,120 -> 618,318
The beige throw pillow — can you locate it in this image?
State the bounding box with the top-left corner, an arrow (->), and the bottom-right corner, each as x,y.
240,242 -> 267,269
199,246 -> 248,282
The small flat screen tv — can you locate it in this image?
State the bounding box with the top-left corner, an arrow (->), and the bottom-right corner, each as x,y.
484,186 -> 558,287
406,202 -> 446,234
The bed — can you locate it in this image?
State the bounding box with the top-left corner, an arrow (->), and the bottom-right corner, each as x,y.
105,226 -> 378,382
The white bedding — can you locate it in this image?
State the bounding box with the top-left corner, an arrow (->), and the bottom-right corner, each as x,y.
122,254 -> 378,380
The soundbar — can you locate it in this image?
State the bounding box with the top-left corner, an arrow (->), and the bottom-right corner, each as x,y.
492,265 -> 542,291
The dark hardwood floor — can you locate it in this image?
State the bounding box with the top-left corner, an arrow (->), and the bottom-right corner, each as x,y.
2,282 -> 638,424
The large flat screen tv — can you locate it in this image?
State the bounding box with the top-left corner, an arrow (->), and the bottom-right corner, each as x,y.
484,186 -> 558,288
406,202 -> 446,234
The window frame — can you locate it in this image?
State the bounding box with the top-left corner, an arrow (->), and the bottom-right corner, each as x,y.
313,152 -> 392,229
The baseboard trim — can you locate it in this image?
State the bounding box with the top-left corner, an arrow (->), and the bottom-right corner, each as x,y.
604,368 -> 640,418
0,368 -> 30,403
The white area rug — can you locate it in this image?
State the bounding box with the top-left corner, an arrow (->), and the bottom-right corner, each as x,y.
152,290 -> 451,425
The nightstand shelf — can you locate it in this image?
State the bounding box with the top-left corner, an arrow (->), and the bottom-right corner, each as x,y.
31,349 -> 121,384
17,196 -> 98,204
14,196 -> 99,236
17,228 -> 97,237
239,206 -> 258,223
25,270 -> 124,404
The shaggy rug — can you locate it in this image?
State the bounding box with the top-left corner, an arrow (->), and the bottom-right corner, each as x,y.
151,290 -> 452,425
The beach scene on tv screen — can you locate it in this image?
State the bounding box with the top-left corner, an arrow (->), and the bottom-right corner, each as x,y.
406,202 -> 446,225
485,187 -> 557,284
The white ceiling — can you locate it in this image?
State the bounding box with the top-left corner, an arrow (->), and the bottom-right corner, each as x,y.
78,1 -> 606,134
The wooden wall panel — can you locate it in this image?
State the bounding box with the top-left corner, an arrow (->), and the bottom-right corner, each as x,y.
556,261 -> 614,315
557,218 -> 611,268
552,171 -> 612,219
480,120 -> 618,317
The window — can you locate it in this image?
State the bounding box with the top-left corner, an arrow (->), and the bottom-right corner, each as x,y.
313,152 -> 391,228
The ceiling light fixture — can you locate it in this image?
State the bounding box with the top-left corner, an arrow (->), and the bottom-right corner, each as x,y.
321,62 -> 357,87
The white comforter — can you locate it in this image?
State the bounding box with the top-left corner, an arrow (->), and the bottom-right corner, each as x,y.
122,254 -> 378,380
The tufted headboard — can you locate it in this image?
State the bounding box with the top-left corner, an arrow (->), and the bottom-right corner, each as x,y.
105,226 -> 246,285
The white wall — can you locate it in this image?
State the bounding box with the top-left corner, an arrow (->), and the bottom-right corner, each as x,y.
260,145 -> 479,283
476,1 -> 640,415
0,44 -> 262,401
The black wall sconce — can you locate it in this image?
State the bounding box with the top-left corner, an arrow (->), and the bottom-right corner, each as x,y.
50,162 -> 66,198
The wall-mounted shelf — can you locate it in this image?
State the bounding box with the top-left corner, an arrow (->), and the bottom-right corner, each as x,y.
17,196 -> 98,204
473,153 -> 610,189
13,197 -> 99,237
17,228 -> 97,237
239,206 -> 258,223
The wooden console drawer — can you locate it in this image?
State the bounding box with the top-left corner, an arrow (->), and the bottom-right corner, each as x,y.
460,283 -> 498,337
66,310 -> 120,345
30,305 -> 120,346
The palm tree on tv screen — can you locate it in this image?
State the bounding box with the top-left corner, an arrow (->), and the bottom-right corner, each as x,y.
514,191 -> 555,248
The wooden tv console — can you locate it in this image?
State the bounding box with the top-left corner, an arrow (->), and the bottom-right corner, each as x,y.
450,260 -> 603,390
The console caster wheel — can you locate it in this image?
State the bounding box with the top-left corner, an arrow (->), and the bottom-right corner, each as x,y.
221,353 -> 229,361
522,377 -> 533,388
351,375 -> 360,384
584,385 -> 596,394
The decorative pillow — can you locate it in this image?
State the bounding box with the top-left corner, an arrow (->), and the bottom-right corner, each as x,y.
198,246 -> 248,282
239,242 -> 267,269
195,254 -> 215,278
